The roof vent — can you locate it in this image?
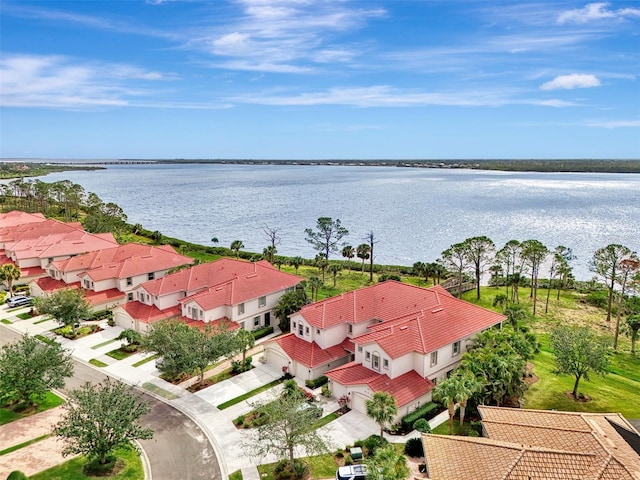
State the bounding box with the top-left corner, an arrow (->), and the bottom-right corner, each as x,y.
431,307 -> 443,313
400,326 -> 408,330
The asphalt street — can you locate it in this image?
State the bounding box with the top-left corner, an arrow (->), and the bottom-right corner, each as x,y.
0,326 -> 222,480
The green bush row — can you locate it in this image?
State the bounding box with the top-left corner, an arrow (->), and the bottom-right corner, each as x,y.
305,376 -> 328,389
252,326 -> 274,340
400,402 -> 439,431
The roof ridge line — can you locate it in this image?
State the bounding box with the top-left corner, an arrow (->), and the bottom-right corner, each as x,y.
482,418 -> 592,433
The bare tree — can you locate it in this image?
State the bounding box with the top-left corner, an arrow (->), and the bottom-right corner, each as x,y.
365,231 -> 379,282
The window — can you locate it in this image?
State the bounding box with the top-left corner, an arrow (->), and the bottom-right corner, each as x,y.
305,326 -> 309,335
431,351 -> 438,367
127,293 -> 133,301
372,353 -> 380,371
348,324 -> 353,334
316,329 -> 320,335
358,346 -> 362,352
199,309 -> 204,320
365,351 -> 371,361
298,323 -> 303,336
258,296 -> 266,307
254,316 -> 260,327
148,272 -> 155,281
431,378 -> 437,386
238,303 -> 245,315
452,341 -> 461,356
126,277 -> 133,286
383,359 -> 389,369
293,321 -> 297,329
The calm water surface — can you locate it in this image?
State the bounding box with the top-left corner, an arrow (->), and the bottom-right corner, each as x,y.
40,164 -> 640,280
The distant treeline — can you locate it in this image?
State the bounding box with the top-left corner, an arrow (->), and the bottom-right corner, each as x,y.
133,158 -> 640,173
0,162 -> 103,179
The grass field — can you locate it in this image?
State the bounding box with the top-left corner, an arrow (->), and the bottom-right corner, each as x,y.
0,391 -> 64,426
29,447 -> 143,480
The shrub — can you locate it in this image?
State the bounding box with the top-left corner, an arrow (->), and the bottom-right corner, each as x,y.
400,402 -> 439,431
404,437 -> 425,457
584,290 -> 609,309
379,274 -> 401,282
321,384 -> 331,397
344,455 -> 353,466
84,456 -> 117,475
273,459 -> 309,480
362,434 -> 388,456
6,472 -> 28,480
466,428 -> 480,437
232,357 -> 253,374
305,376 -> 328,389
252,326 -> 274,340
413,418 -> 431,433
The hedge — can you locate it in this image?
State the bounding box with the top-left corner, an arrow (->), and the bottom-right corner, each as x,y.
305,376 -> 328,389
400,402 -> 439,431
252,326 -> 274,340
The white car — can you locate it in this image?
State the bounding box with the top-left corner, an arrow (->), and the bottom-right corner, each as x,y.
336,465 -> 367,480
6,296 -> 32,308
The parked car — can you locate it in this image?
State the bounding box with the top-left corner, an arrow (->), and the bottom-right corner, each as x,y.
6,296 -> 32,308
336,465 -> 367,480
296,401 -> 323,418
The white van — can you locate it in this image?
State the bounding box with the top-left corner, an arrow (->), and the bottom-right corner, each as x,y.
335,465 -> 367,480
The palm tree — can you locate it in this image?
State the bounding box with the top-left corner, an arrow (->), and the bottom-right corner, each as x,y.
504,304 -> 526,330
288,256 -> 304,274
315,255 -> 329,282
457,374 -> 481,427
230,240 -> 244,258
263,245 -> 277,263
341,245 -> 355,270
0,264 -> 22,296
328,263 -> 342,287
356,244 -> 370,273
211,237 -> 219,245
432,375 -> 467,435
308,276 -> 323,302
365,391 -> 397,440
625,314 -> 640,354
412,262 -> 427,282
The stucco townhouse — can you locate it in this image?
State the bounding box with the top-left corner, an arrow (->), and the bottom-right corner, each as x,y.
0,213 -> 118,284
30,243 -> 193,311
264,281 -> 505,420
113,258 -> 303,333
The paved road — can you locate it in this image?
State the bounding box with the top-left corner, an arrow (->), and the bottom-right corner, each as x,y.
0,326 -> 223,480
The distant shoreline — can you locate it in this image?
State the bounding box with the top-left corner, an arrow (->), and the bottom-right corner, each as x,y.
3,158 -> 640,173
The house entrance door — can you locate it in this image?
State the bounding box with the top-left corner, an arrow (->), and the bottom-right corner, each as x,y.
265,312 -> 271,326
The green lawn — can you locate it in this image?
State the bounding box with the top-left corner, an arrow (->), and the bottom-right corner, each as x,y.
29,447 -> 143,480
1,319 -> 11,325
106,348 -> 137,361
132,354 -> 158,368
17,312 -> 33,320
217,378 -> 283,410
91,338 -> 119,350
257,453 -> 338,480
0,391 -> 64,426
141,382 -> 179,400
0,434 -> 50,456
524,338 -> 640,418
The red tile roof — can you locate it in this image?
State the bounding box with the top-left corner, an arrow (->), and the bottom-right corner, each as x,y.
325,362 -> 434,407
69,244 -> 191,281
120,302 -> 182,324
139,258 -> 301,306
0,211 -> 46,228
31,278 -> 124,305
273,333 -> 351,368
299,281 -> 505,358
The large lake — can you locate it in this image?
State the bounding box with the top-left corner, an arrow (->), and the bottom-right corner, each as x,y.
37,163 -> 640,280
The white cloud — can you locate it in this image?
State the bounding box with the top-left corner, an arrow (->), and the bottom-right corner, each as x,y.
0,54 -> 175,109
198,0 -> 385,73
586,119 -> 640,128
230,85 -> 576,108
540,74 -> 601,90
557,2 -> 640,24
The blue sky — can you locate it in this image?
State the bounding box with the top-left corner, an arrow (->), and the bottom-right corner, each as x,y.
1,0 -> 639,159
